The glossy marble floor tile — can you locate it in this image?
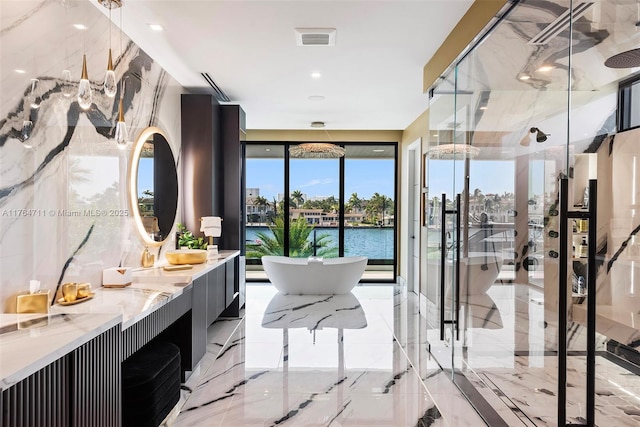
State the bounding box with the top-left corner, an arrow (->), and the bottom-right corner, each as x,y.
169,282 -> 639,426
172,285 -> 486,426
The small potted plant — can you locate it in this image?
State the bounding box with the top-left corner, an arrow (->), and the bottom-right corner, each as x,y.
176,223 -> 207,249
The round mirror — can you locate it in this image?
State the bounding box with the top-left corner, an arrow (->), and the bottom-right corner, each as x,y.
128,127 -> 178,246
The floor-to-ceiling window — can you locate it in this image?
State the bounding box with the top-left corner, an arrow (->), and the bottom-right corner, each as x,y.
344,145 -> 396,279
244,142 -> 397,282
288,155 -> 340,258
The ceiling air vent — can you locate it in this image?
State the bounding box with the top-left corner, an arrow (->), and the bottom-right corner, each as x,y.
295,28 -> 336,46
528,2 -> 594,45
201,72 -> 230,102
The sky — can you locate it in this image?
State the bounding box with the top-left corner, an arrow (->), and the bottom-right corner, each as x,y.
246,158 -> 396,201
138,158 -> 154,197
71,154 -> 548,204
247,157 -> 547,202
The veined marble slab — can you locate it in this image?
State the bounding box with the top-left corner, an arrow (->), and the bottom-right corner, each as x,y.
172,285 -> 490,427
0,312 -> 121,390
49,283 -> 185,329
133,250 -> 240,283
49,251 -> 239,329
573,304 -> 640,349
261,292 -> 367,330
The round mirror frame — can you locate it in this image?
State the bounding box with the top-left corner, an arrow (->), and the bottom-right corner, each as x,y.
128,126 -> 178,247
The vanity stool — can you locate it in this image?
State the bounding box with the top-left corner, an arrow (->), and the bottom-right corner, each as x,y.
122,340 -> 181,427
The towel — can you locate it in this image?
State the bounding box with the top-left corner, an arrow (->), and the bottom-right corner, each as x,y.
200,216 -> 222,237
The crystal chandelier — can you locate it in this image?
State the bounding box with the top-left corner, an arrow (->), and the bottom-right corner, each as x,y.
289,143 -> 345,158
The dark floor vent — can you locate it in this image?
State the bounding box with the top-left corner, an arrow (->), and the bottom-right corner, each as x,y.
201,72 -> 231,102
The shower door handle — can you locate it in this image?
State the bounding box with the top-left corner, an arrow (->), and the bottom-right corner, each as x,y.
558,178 -> 597,427
439,194 -> 446,340
454,193 -> 461,340
439,193 -> 460,341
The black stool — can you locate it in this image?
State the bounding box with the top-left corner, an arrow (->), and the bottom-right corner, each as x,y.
122,341 -> 181,427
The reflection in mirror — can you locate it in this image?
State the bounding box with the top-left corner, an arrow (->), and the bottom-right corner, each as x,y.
129,127 -> 178,246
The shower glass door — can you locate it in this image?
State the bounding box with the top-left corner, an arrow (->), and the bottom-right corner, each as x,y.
424,70 -> 465,375
424,1 -> 573,423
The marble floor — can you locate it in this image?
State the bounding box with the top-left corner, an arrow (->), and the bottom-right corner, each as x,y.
167,283 -> 640,426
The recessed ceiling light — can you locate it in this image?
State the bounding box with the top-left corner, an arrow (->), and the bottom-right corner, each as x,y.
373,149 -> 385,152
519,74 -> 531,81
148,24 -> 163,32
308,95 -> 325,101
537,65 -> 554,72
310,121 -> 325,128
73,24 -> 87,30
311,72 -> 321,79
265,148 -> 271,152
14,69 -> 26,74
432,133 -> 439,137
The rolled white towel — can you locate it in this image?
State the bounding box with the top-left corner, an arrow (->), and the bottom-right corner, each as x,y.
200,216 -> 222,237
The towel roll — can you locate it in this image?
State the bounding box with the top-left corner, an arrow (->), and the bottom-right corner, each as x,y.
200,216 -> 222,237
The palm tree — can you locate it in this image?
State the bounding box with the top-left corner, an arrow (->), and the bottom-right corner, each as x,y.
370,192 -> 391,225
246,215 -> 338,258
291,190 -> 304,208
347,192 -> 362,213
253,195 -> 269,223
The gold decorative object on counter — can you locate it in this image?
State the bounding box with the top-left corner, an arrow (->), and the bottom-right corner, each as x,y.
77,283 -> 92,298
141,247 -> 155,268
62,282 -> 78,302
55,282 -> 94,305
57,293 -> 95,306
166,249 -> 207,265
16,290 -> 50,314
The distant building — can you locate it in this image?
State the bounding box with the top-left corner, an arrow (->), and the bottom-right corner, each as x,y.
345,213 -> 365,225
289,208 -> 323,224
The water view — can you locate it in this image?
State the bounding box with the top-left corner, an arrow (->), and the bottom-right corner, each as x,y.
246,226 -> 394,260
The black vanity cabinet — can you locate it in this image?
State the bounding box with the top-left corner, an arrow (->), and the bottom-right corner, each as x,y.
225,259 -> 235,307
206,264 -> 226,325
191,273 -> 208,369
188,254 -> 241,371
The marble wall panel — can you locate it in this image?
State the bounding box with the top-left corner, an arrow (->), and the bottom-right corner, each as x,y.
0,1 -> 184,309
607,131 -> 640,312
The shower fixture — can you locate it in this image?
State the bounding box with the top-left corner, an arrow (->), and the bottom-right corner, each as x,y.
530,127 -> 548,143
604,48 -> 640,69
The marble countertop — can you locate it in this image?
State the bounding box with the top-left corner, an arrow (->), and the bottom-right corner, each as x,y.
0,312 -> 121,391
134,250 -> 240,282
1,251 -> 240,391
50,250 -> 240,329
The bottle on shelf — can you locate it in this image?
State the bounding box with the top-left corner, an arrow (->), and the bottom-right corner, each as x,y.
578,219 -> 588,233
579,237 -> 588,258
577,276 -> 585,294
583,186 -> 589,209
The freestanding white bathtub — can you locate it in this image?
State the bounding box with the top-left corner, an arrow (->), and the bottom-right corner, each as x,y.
262,256 -> 368,295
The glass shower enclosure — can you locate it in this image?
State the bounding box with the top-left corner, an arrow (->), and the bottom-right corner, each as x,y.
422,1 -> 640,425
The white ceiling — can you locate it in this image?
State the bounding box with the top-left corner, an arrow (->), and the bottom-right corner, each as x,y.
101,0 -> 474,130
